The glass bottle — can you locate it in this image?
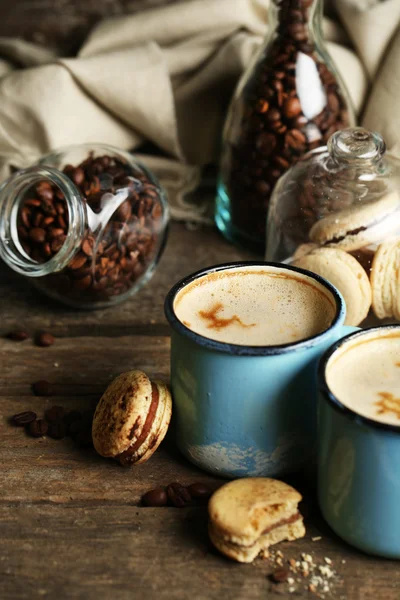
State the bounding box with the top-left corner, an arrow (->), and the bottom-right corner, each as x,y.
215,0 -> 355,253
0,144 -> 168,309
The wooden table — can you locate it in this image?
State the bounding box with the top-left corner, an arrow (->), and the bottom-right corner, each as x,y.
0,222 -> 398,600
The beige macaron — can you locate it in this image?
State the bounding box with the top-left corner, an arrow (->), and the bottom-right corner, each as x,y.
92,370 -> 172,466
370,237 -> 400,320
293,246 -> 372,326
208,478 -> 305,563
309,191 -> 400,252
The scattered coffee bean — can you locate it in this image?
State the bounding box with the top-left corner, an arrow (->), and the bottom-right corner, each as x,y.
270,568 -> 290,584
12,411 -> 37,426
6,330 -> 29,341
45,405 -> 64,422
47,421 -> 67,440
35,332 -> 55,347
28,419 -> 48,438
32,380 -> 53,397
166,482 -> 192,508
187,482 -> 214,502
142,488 -> 168,507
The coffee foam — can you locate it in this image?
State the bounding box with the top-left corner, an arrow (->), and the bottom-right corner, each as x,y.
326,329 -> 400,426
173,265 -> 336,346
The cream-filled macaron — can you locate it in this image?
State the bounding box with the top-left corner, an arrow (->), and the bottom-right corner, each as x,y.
309,191 -> 400,252
208,478 -> 305,563
370,237 -> 400,320
293,246 -> 371,326
92,370 -> 172,466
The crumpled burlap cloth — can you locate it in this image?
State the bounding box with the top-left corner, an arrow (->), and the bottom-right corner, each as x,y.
0,0 -> 398,222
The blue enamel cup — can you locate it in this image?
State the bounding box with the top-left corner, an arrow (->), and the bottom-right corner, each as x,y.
318,325 -> 400,558
164,261 -> 355,479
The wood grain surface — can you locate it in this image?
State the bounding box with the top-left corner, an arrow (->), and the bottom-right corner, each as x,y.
0,222 -> 399,600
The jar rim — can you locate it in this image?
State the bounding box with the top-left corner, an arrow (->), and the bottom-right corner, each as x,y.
0,165 -> 86,277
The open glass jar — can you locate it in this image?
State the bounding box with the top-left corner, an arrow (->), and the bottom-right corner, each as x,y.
266,127 -> 400,325
0,144 -> 168,309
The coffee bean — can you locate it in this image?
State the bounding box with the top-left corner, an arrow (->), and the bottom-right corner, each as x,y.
48,421 -> 67,440
32,380 -> 53,397
270,568 -> 290,584
142,488 -> 168,507
72,167 -> 85,187
35,332 -> 55,347
283,97 -> 302,119
45,405 -> 65,422
187,482 -> 214,502
29,227 -> 46,244
6,330 -> 29,341
12,411 -> 37,426
166,482 -> 192,508
28,419 -> 48,438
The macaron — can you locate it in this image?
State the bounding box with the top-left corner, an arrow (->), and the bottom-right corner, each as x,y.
208,478 -> 305,563
370,237 -> 400,320
92,370 -> 172,466
309,191 -> 400,252
293,246 -> 372,326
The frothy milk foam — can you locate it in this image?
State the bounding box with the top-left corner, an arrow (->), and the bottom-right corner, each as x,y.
326,329 -> 400,426
173,265 -> 336,346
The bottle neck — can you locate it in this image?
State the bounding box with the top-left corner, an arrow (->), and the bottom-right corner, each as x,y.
270,0 -> 323,45
0,166 -> 86,277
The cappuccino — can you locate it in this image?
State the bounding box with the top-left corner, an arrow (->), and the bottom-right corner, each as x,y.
173,265 -> 336,346
326,329 -> 400,426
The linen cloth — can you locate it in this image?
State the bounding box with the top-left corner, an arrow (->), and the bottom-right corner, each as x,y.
0,0 -> 397,222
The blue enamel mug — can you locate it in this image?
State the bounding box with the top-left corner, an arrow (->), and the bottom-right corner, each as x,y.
164,261 -> 354,478
318,325 -> 400,558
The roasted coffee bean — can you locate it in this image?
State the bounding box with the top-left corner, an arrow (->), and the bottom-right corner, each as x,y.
166,483 -> 192,508
32,380 -> 53,397
187,482 -> 214,502
141,488 -> 168,507
6,330 -> 29,341
12,411 -> 37,426
48,420 -> 67,440
28,419 -> 48,438
35,332 -> 55,347
270,568 -> 290,584
45,405 -> 65,422
29,227 -> 46,243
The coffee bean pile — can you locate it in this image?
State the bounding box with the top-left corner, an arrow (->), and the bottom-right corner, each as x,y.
11,406 -> 94,446
222,0 -> 351,247
142,482 -> 215,508
17,153 -> 165,306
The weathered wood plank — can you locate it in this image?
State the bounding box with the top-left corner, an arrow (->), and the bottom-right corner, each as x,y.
1,503 -> 399,600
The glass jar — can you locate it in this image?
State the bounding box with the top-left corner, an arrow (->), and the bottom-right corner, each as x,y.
0,144 -> 168,309
266,127 -> 400,324
215,0 -> 354,253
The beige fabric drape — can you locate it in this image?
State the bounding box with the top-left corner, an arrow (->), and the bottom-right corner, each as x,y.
0,0 -> 397,222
